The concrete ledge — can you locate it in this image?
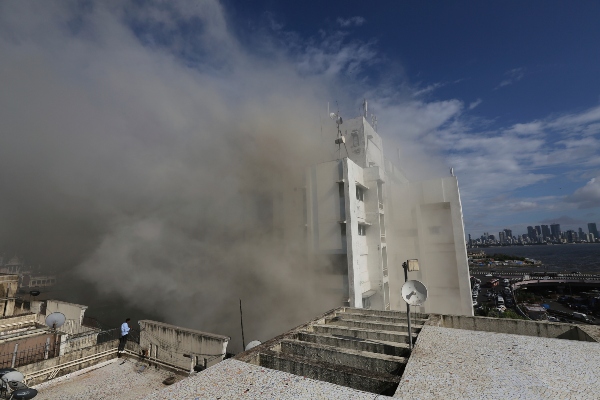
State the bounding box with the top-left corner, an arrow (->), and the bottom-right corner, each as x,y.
429,313 -> 599,342
314,325 -> 414,344
297,332 -> 411,357
342,307 -> 429,320
279,339 -> 407,375
259,350 -> 400,395
338,311 -> 429,325
325,316 -> 424,332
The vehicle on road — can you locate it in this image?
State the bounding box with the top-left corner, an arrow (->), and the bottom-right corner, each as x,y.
572,312 -> 593,323
497,296 -> 505,306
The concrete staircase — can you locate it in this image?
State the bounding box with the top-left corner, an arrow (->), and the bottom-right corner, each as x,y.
256,308 -> 429,395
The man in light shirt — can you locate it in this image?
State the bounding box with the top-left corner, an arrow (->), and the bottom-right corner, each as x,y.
118,318 -> 131,354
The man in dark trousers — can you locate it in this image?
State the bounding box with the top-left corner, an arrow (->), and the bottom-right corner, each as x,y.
118,318 -> 131,355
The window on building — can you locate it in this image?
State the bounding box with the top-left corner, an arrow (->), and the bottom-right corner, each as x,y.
351,131 -> 359,147
362,296 -> 371,309
356,186 -> 364,201
358,224 -> 366,236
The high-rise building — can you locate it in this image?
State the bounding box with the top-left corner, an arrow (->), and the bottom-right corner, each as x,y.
589,223 -> 599,240
541,225 -> 551,240
305,113 -> 472,316
535,225 -> 542,236
550,224 -> 561,240
579,227 -> 586,241
499,231 -> 506,243
527,226 -> 536,241
504,229 -> 513,243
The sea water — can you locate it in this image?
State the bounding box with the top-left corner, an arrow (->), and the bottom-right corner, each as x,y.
479,244 -> 600,273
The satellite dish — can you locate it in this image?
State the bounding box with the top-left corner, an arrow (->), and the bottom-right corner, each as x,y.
245,340 -> 261,351
11,388 -> 38,400
401,280 -> 428,306
45,312 -> 66,330
8,381 -> 28,390
29,291 -> 40,297
2,371 -> 24,383
329,112 -> 343,125
0,368 -> 15,379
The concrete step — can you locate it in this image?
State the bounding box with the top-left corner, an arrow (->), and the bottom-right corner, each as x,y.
338,311 -> 429,325
278,339 -> 407,375
258,349 -> 401,395
340,307 -> 429,320
325,316 -> 424,333
296,332 -> 411,358
312,324 -> 416,344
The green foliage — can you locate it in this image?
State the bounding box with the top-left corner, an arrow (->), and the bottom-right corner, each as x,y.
498,309 -> 526,320
490,253 -> 526,262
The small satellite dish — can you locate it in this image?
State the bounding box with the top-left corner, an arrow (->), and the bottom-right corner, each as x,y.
329,112 -> 343,125
2,371 -> 24,383
0,368 -> 15,379
11,388 -> 38,400
401,280 -> 428,306
29,291 -> 40,297
45,312 -> 66,330
245,340 -> 261,351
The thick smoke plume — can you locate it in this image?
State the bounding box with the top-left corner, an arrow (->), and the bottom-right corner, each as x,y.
0,1 -> 452,351
0,1 -> 348,350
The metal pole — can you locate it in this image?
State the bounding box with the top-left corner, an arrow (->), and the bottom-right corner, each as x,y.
403,262 -> 413,351
239,299 -> 246,351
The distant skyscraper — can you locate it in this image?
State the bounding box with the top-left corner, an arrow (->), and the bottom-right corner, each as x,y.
589,223 -> 599,240
535,226 -> 542,236
578,227 -> 586,241
541,225 -> 550,240
550,224 -> 561,240
504,229 -> 513,240
527,226 -> 536,240
499,231 -> 506,243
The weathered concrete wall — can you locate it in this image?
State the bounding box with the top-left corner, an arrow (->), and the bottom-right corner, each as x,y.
45,300 -> 87,325
21,340 -> 119,386
0,274 -> 19,317
0,313 -> 36,332
430,314 -> 598,342
258,350 -> 399,395
0,332 -> 58,368
139,320 -> 229,371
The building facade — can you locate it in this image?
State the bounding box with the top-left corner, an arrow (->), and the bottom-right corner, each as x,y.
305,116 -> 472,316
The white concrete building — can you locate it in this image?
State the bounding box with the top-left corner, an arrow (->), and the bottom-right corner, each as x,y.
305,115 -> 472,316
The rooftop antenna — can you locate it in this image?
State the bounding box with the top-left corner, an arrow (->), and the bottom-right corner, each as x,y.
329,103 -> 348,160
45,312 -> 66,331
362,98 -> 368,118
371,113 -> 377,131
239,299 -> 245,351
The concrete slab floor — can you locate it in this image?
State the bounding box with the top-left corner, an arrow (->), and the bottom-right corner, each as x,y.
144,359 -> 392,400
32,358 -> 183,400
395,325 -> 600,400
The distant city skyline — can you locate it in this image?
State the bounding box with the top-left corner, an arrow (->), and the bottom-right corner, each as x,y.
468,221 -> 599,246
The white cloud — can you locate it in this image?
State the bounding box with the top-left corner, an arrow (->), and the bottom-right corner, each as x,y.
468,98 -> 482,110
336,16 -> 365,27
413,82 -> 445,96
567,177 -> 600,209
495,67 -> 525,89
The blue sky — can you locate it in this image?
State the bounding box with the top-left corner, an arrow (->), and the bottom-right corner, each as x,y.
220,0 -> 600,237
2,0 -> 600,243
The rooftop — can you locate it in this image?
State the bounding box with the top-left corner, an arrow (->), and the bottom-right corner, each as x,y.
33,358 -> 182,400
143,307 -> 600,399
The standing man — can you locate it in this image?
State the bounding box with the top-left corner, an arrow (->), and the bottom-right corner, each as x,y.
119,318 -> 131,354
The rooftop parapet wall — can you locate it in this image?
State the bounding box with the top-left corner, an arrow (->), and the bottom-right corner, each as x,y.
138,320 -> 230,371
428,313 -> 599,342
